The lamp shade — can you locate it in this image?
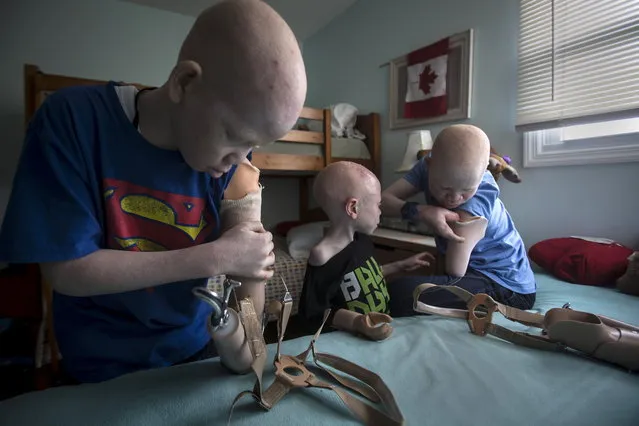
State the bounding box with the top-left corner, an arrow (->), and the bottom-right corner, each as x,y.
396,130 -> 433,172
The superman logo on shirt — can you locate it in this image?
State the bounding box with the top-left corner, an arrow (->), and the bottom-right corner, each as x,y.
102,178 -> 214,252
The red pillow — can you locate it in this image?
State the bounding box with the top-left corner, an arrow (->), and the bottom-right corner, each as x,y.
528,237 -> 634,286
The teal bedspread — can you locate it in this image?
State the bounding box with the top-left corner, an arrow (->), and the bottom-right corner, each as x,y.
1,273 -> 638,426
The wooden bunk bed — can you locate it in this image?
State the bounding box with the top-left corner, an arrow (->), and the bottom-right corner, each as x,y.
18,64 -> 382,385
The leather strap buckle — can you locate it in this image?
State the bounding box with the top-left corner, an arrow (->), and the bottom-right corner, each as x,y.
466,293 -> 498,336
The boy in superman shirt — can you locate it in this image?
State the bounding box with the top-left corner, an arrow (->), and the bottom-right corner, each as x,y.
0,0 -> 306,382
298,161 -> 435,340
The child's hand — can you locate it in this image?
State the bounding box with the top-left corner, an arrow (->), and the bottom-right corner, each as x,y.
354,312 -> 393,341
399,252 -> 435,272
416,205 -> 465,243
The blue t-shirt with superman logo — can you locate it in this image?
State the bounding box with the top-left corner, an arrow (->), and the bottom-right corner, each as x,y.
0,82 -> 242,382
403,158 -> 536,295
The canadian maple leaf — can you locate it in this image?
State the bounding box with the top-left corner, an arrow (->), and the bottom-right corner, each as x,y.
418,65 -> 438,96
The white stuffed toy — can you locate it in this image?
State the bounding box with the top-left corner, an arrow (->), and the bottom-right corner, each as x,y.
330,103 -> 366,140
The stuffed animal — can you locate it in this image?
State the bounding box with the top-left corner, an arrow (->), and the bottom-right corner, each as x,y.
415,146 -> 522,184
487,147 -> 521,183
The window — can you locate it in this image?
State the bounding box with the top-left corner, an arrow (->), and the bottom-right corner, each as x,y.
517,0 -> 639,167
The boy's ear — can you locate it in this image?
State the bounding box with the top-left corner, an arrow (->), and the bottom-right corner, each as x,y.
345,197 -> 358,218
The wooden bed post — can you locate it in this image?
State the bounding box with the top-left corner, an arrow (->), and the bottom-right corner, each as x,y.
322,109 -> 332,167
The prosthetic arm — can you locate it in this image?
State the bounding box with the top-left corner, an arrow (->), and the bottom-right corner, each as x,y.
220,161 -> 266,319
192,161 -> 266,374
332,309 -> 393,341
445,212 -> 488,277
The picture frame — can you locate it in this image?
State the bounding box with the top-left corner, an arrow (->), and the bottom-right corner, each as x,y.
388,29 -> 474,130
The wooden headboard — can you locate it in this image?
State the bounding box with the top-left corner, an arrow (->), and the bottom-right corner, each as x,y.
23,64 -> 148,129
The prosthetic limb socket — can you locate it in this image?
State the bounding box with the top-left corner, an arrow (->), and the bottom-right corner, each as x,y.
193,279 -> 254,373
191,162 -> 266,374
446,216 -> 488,277
220,162 -> 267,319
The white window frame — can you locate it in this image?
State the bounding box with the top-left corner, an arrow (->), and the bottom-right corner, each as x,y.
518,0 -> 639,168
523,119 -> 639,168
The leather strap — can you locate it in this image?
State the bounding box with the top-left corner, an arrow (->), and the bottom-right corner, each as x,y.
414,283 -> 639,371
229,294 -> 404,425
413,283 -> 564,352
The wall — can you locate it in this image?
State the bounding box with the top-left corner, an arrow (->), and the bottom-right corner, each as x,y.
302,0 -> 639,248
0,0 -> 192,221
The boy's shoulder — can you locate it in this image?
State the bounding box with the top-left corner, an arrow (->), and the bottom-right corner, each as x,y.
308,242 -> 334,267
308,233 -> 372,268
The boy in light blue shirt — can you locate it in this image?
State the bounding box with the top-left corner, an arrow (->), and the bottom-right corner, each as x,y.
381,124 -> 535,314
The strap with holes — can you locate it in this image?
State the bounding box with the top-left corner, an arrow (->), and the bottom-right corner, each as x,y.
412,283 -> 565,352
228,294 -> 404,425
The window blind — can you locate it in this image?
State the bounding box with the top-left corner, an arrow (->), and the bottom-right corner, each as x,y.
516,0 -> 639,131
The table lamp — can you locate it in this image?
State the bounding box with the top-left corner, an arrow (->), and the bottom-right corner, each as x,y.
396,130 -> 433,172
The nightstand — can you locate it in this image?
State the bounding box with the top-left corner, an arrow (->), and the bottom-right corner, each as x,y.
371,228 -> 443,277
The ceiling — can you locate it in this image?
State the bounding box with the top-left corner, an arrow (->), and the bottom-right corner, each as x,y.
121,0 -> 358,40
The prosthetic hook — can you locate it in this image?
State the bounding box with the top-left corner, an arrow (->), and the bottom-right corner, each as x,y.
193,278 -> 242,331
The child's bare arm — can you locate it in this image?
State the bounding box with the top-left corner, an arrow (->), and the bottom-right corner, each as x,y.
381,252 -> 435,277
332,309 -> 393,341
445,211 -> 488,277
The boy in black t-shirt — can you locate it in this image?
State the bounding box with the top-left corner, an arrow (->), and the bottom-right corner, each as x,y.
299,161 -> 434,341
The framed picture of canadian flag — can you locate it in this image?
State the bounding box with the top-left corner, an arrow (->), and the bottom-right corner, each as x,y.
387,29 -> 474,130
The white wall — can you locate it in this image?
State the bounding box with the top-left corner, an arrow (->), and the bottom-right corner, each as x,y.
0,0 -> 194,222
302,0 -> 639,249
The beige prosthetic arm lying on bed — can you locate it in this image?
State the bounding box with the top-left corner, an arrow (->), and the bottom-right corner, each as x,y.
445,213 -> 488,277
332,309 -> 393,341
207,161 -> 265,374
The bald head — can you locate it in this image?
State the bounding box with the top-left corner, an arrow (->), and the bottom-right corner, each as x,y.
314,161 -> 380,220
430,124 -> 490,187
174,0 -> 306,140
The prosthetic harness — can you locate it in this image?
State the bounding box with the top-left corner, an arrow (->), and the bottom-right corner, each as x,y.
228,277 -> 405,426
413,283 -> 639,371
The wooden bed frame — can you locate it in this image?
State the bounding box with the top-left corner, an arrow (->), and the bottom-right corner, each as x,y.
23,64 -> 381,221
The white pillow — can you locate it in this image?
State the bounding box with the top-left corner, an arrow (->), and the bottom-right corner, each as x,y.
286,221 -> 329,260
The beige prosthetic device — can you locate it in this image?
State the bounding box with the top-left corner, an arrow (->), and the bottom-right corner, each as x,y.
413,283 -> 639,372
220,161 -> 267,319
193,279 -> 253,373
333,309 -> 393,341
446,216 -> 488,277
191,161 -> 266,374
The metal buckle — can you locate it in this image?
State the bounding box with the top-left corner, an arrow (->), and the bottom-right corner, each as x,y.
279,273 -> 292,304
192,278 -> 241,330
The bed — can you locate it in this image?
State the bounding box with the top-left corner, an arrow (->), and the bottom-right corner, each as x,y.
2,272 -> 638,425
